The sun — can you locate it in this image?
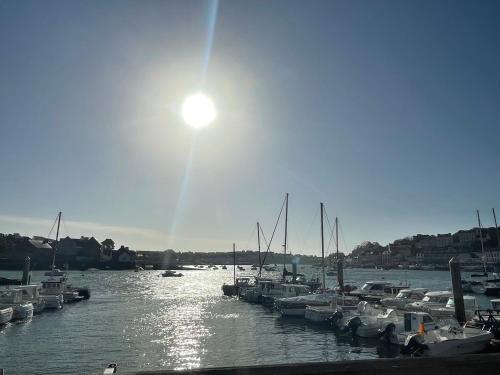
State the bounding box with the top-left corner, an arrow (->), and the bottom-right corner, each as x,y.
181,93 -> 216,129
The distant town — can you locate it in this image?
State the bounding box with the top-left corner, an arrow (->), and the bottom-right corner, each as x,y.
0,225 -> 499,270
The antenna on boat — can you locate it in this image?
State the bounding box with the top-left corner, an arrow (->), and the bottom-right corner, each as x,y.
283,193 -> 289,279
477,209 -> 487,274
257,222 -> 261,277
320,202 -> 325,289
51,211 -> 62,271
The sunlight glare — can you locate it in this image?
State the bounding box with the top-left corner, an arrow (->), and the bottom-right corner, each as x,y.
181,93 -> 216,129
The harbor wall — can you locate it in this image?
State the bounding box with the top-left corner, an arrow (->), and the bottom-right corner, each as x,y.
131,353 -> 500,375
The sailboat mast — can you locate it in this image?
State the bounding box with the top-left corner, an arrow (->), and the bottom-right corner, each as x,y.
257,222 -> 262,277
477,209 -> 487,274
320,202 -> 325,288
52,211 -> 62,271
283,193 -> 288,277
335,217 -> 339,261
493,208 -> 500,255
233,243 -> 236,285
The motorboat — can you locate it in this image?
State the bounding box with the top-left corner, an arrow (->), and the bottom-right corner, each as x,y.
428,296 -> 478,320
349,281 -> 410,302
240,278 -> 277,302
41,269 -> 66,309
221,265 -> 227,270
0,306 -> 13,325
342,308 -> 402,338
380,288 -> 428,309
275,289 -> 339,317
402,325 -> 493,356
222,276 -> 254,297
134,266 -> 144,272
345,309 -> 440,339
261,283 -> 310,306
162,270 -> 183,277
237,266 -> 245,271
250,265 -> 257,270
304,295 -> 359,323
15,285 -> 46,314
0,289 -> 33,321
461,279 -> 486,294
405,291 -> 452,311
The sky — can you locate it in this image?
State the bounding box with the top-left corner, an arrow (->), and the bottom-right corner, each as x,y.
0,0 -> 499,255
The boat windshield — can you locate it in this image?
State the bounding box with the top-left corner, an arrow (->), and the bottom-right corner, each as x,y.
396,290 -> 411,298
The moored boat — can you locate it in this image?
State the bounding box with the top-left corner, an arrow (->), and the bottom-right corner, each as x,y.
0,289 -> 33,321
380,288 -> 427,309
402,325 -> 493,356
0,306 -> 13,325
162,270 -> 183,277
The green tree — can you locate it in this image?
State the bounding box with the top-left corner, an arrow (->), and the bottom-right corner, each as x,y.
102,238 -> 115,251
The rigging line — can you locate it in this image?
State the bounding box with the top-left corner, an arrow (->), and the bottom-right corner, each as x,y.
259,195 -> 287,269
323,208 -> 336,254
46,214 -> 58,240
338,221 -> 348,254
243,224 -> 257,250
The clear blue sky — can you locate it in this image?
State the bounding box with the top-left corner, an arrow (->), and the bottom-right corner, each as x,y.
1,0 -> 499,254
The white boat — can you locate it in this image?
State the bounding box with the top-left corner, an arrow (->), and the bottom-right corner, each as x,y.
0,306 -> 13,325
380,288 -> 428,309
405,290 -> 452,311
0,289 -> 33,321
428,296 -> 478,321
275,290 -> 339,317
402,325 -> 493,356
15,285 -> 46,314
346,309 -> 441,339
41,269 -> 66,309
240,278 -> 278,302
261,283 -> 311,306
304,296 -> 359,323
349,281 -> 410,302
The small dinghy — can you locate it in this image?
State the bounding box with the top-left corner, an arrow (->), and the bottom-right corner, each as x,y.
162,270 -> 183,277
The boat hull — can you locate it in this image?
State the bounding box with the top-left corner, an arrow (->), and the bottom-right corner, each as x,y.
43,294 -> 64,309
279,307 -> 306,317
12,303 -> 34,321
0,307 -> 13,324
425,333 -> 493,356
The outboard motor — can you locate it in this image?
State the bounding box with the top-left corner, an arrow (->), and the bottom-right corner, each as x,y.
329,311 -> 344,329
342,316 -> 362,335
378,323 -> 398,345
401,333 -> 428,355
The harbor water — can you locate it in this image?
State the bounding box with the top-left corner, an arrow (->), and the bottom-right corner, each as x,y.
0,267 -> 495,374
